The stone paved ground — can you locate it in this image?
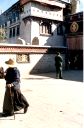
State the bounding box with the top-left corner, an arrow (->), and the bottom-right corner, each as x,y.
0,70 -> 83,128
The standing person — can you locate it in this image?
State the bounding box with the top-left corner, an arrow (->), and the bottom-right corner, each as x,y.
2,58 -> 29,116
55,52 -> 63,79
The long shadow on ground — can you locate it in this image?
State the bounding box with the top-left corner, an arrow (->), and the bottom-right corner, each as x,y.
27,70 -> 83,82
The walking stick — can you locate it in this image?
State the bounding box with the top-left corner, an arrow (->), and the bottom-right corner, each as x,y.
9,85 -> 15,120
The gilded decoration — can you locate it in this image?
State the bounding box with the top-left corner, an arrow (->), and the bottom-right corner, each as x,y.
70,21 -> 79,33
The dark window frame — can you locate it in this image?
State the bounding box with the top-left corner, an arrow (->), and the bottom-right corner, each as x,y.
13,27 -> 15,37
39,21 -> 52,35
16,25 -> 20,36
9,28 -> 12,38
57,23 -> 64,35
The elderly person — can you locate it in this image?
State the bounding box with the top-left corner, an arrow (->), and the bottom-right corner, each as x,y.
3,58 -> 29,116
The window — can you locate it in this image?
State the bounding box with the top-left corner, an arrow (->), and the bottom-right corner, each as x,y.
16,25 -> 20,36
32,37 -> 39,45
5,22 -> 7,27
9,28 -> 12,38
12,13 -> 16,23
2,24 -> 4,28
13,27 -> 15,37
16,12 -> 20,20
16,54 -> 30,63
40,21 -> 52,35
10,19 -> 12,24
57,23 -> 63,35
9,25 -> 20,38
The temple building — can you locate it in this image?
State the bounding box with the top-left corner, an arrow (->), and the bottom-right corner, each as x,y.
64,11 -> 83,70
0,1 -> 20,44
0,0 -> 67,45
0,0 -> 83,77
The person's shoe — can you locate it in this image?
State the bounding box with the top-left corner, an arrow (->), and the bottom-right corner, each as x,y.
60,77 -> 63,79
2,113 -> 14,117
24,107 -> 28,113
24,103 -> 29,113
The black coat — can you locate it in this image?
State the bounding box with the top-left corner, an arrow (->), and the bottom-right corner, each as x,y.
55,55 -> 63,68
5,67 -> 20,90
3,67 -> 29,116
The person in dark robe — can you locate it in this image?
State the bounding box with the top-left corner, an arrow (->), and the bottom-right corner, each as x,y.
55,52 -> 63,79
2,58 -> 29,116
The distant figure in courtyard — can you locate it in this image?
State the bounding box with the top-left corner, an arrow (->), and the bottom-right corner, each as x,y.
0,66 -> 4,78
55,52 -> 63,79
2,58 -> 29,116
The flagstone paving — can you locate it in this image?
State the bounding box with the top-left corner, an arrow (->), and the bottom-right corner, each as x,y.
0,70 -> 83,128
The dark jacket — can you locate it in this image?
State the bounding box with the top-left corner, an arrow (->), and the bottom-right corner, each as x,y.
55,55 -> 63,68
5,67 -> 20,90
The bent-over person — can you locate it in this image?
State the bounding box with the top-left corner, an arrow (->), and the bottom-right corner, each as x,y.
2,58 -> 29,116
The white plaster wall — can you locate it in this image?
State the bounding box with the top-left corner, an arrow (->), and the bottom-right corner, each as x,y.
0,54 -> 16,71
23,21 -> 31,44
17,54 -> 56,77
21,3 -> 31,19
20,21 -> 25,39
20,19 -> 64,46
48,23 -> 64,46
18,54 -> 65,77
15,54 -> 43,77
22,2 -> 63,21
31,3 -> 63,21
45,26 -> 64,46
4,1 -> 64,45
20,20 -> 31,44
20,2 -> 64,45
31,20 -> 39,44
0,53 -> 65,78
31,21 -> 64,46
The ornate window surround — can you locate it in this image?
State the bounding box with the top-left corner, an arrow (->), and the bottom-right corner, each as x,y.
39,21 -> 52,36
16,54 -> 30,63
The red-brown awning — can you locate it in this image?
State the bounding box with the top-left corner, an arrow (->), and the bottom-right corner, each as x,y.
0,44 -> 67,54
